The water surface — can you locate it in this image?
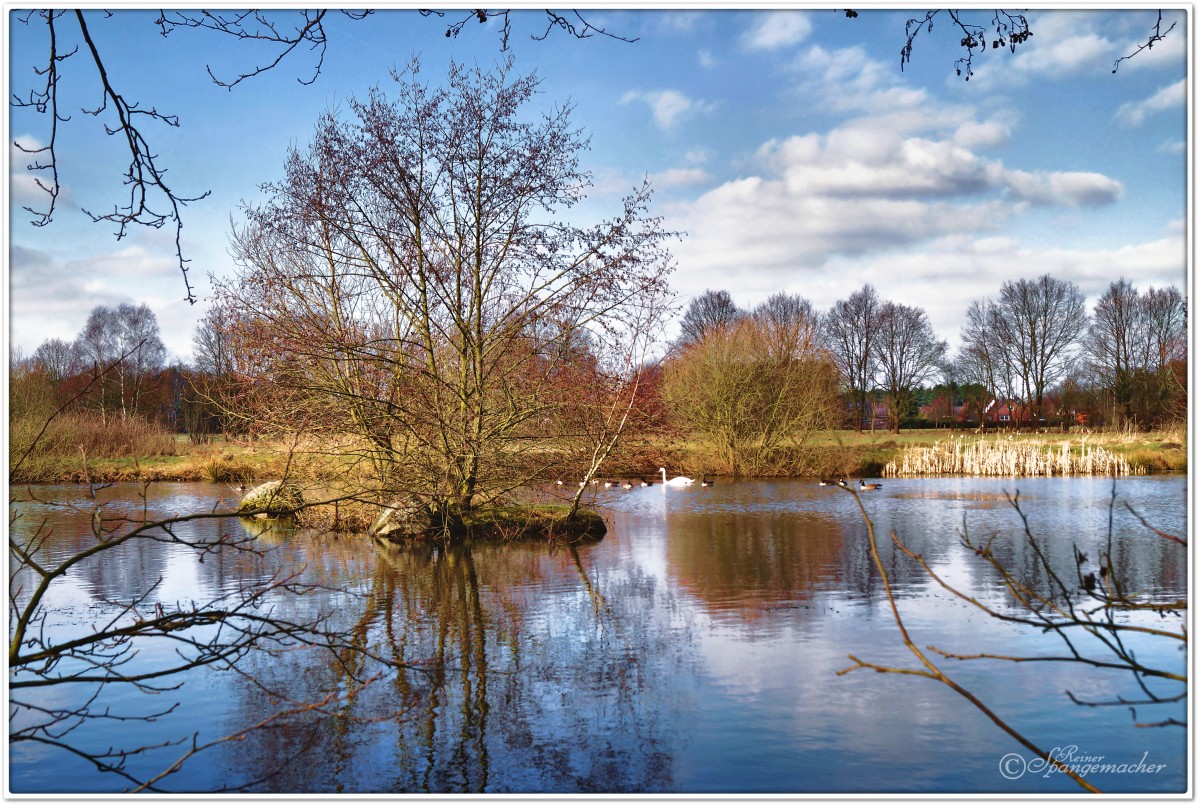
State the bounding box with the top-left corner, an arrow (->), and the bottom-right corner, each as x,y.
8,476 -> 1188,794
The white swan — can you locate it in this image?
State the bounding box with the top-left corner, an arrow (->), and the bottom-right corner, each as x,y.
659,467 -> 695,487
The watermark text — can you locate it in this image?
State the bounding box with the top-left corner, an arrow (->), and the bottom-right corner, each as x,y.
999,746 -> 1167,781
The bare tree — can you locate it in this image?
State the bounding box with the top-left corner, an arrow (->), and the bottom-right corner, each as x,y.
31,337 -> 83,385
824,284 -> 883,432
190,306 -> 229,377
898,9 -> 1032,80
1088,279 -> 1146,425
76,306 -> 122,423
876,302 -> 947,433
957,298 -> 1023,428
217,57 -> 676,519
752,291 -> 820,363
72,304 -> 166,421
420,8 -> 637,51
675,289 -> 743,350
1112,10 -> 1180,73
1141,285 -> 1187,423
983,274 -> 1088,423
1089,281 -> 1187,428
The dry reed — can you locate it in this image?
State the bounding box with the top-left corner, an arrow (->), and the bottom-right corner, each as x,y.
883,436 -> 1144,478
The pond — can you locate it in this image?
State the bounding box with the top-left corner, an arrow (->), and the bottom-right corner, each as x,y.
8,476 -> 1188,795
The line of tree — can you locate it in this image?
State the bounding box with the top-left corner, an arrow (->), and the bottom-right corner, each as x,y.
11,303 -> 186,429
669,274 -> 1185,440
954,275 -> 1186,430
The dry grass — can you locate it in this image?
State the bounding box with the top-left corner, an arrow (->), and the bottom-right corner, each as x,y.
883,435 -> 1144,478
10,412 -> 178,482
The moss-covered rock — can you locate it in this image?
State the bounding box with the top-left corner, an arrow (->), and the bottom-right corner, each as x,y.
238,480 -> 304,518
368,497 -> 434,539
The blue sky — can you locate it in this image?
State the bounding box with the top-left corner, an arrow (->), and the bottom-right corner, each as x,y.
6,6 -> 1190,361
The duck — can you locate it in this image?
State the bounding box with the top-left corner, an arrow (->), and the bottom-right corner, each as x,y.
858,479 -> 882,491
818,479 -> 835,487
700,477 -> 713,487
604,480 -> 616,488
621,481 -> 634,490
836,479 -> 849,488
640,478 -> 653,487
659,467 -> 695,487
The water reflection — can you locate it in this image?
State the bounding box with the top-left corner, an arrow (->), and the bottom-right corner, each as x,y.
666,510 -> 842,623
214,535 -> 680,793
8,478 -> 1187,794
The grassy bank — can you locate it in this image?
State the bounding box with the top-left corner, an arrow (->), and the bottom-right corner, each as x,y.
11,426 -> 1186,487
9,432 -> 334,485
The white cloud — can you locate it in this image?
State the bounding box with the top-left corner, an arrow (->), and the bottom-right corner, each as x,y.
1013,32 -> 1111,75
1156,140 -> 1185,155
620,89 -> 716,129
1003,170 -> 1124,206
661,112 -> 1130,339
64,245 -> 179,278
697,49 -> 716,69
666,172 -> 1017,298
742,11 -> 812,51
816,233 -> 1186,347
794,44 -> 929,113
757,131 -> 994,199
1004,11 -> 1115,77
1116,79 -> 1186,126
9,242 -> 202,359
654,10 -> 703,34
952,119 -> 1011,150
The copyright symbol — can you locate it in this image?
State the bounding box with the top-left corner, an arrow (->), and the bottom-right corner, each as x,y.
999,753 -> 1028,780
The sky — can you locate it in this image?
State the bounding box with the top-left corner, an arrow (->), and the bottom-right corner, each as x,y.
5,5 -> 1191,363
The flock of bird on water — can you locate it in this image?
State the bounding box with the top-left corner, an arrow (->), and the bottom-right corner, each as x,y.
556,469 -> 883,492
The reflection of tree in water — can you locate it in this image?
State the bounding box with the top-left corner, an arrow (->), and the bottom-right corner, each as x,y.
834,491 -> 1188,608
834,514 -> 939,602
665,511 -> 844,622
221,535 -> 678,793
950,497 -> 1188,607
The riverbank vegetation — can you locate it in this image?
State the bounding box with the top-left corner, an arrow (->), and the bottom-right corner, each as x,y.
8,420 -> 1188,487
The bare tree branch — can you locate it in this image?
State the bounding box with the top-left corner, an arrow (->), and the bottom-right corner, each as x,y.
1113,10 -> 1178,73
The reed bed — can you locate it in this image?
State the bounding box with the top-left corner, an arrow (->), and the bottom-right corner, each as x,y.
883,436 -> 1144,478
